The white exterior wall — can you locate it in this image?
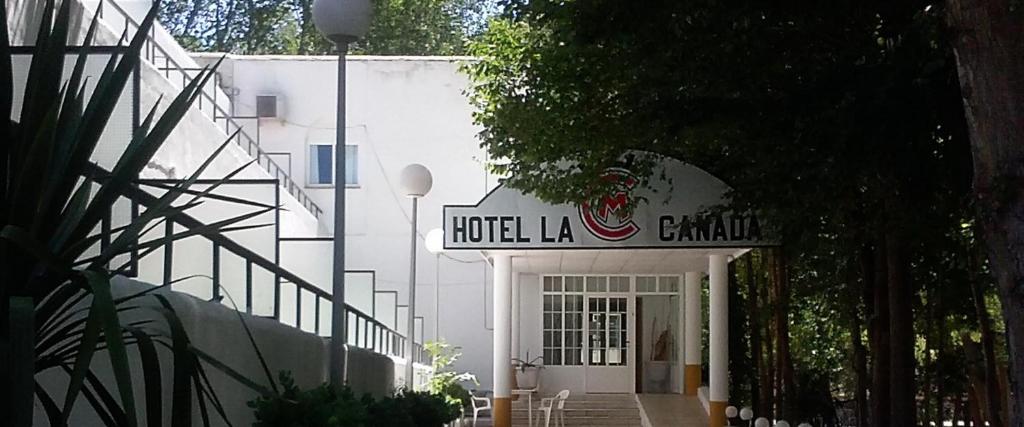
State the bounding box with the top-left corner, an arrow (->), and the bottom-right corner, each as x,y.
207,54 -> 501,389
35,277 -> 397,426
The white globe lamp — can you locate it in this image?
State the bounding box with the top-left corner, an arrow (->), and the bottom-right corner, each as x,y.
425,228 -> 445,254
740,407 -> 754,421
400,164 -> 433,198
312,0 -> 372,44
775,421 -> 791,427
726,406 -> 738,418
754,418 -> 771,427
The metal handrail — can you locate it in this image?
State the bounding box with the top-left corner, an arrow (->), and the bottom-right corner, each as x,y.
88,167 -> 405,359
97,0 -> 323,219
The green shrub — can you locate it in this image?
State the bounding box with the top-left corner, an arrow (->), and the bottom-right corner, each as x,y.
249,372 -> 371,427
250,372 -> 461,427
439,381 -> 472,408
370,389 -> 460,427
425,340 -> 477,409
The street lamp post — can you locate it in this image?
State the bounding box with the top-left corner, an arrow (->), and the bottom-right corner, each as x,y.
425,228 -> 444,341
400,164 -> 433,389
312,0 -> 371,390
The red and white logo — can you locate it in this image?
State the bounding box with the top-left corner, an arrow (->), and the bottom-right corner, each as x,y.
579,169 -> 641,241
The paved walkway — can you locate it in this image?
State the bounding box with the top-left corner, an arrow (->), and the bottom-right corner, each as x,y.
463,393 -> 708,427
638,394 -> 708,427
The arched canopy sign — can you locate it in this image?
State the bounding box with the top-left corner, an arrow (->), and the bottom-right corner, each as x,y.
443,158 -> 777,250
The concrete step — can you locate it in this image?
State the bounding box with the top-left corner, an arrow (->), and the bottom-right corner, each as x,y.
513,401 -> 638,409
509,394 -> 641,427
512,418 -> 641,426
512,409 -> 640,417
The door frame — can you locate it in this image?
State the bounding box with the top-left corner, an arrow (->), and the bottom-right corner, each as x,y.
540,274 -> 684,395
583,292 -> 635,393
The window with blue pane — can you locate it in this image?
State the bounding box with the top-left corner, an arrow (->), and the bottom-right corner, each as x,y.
308,144 -> 358,186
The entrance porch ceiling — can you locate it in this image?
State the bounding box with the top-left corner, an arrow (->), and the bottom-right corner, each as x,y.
484,248 -> 748,275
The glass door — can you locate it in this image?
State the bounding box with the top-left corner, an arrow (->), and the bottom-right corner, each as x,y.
586,296 -> 632,392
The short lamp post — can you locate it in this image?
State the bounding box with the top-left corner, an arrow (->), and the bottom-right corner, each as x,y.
725,406 -> 738,426
312,0 -> 371,390
400,164 -> 433,388
424,229 -> 444,341
739,407 -> 754,426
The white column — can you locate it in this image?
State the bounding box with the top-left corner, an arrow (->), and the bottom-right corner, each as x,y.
677,275 -> 687,394
683,271 -> 702,395
511,271 -> 520,360
708,254 -> 729,427
492,254 -> 513,427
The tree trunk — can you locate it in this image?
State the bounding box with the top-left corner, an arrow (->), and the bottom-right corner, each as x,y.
953,395 -> 962,427
183,0 -> 202,33
947,1 -> 1024,425
850,296 -> 870,427
870,242 -> 891,427
729,260 -> 753,410
747,253 -> 763,413
765,252 -> 778,419
853,248 -> 872,427
934,295 -> 949,426
971,267 -> 1005,427
772,248 -> 795,420
924,306 -> 935,425
761,301 -> 774,418
886,232 -> 916,427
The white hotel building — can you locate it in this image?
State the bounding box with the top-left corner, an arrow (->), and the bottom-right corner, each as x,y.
10,1 -> 771,425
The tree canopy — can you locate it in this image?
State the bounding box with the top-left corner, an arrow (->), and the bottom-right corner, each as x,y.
159,0 -> 499,55
465,1 -> 1011,425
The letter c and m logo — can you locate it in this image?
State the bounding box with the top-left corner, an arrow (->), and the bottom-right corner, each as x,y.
579,168 -> 641,241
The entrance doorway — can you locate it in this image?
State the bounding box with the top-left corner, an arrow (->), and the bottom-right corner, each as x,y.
542,275 -> 683,394
635,293 -> 680,393
585,295 -> 633,392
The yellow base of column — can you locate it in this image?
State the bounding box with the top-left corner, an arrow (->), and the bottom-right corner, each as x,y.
493,397 -> 511,427
684,364 -> 701,395
709,401 -> 727,427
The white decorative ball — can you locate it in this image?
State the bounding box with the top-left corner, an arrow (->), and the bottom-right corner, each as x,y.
739,407 -> 754,420
399,164 -> 433,197
312,0 -> 372,41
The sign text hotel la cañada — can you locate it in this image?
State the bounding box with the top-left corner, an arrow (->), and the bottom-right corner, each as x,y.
443,159 -> 776,250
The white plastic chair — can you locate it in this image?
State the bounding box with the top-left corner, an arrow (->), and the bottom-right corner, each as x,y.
471,392 -> 492,427
534,389 -> 570,427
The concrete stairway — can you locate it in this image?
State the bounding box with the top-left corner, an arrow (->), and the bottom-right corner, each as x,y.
511,393 -> 642,426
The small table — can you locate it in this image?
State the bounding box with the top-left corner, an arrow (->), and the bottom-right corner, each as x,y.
512,388 -> 537,427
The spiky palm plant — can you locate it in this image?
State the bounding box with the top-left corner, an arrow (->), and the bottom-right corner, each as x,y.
1,1 -> 275,425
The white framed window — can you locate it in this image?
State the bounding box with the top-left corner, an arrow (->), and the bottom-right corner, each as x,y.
636,276 -> 682,293
307,143 -> 358,187
542,276 -> 584,366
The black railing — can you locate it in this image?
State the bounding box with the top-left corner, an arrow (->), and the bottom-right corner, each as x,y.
276,239 -> 431,364
96,0 -> 323,219
89,170 -> 409,360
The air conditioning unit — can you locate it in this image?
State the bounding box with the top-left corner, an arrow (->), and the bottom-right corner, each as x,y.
256,95 -> 279,118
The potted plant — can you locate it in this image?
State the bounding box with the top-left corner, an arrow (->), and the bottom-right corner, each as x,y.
511,353 -> 544,391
